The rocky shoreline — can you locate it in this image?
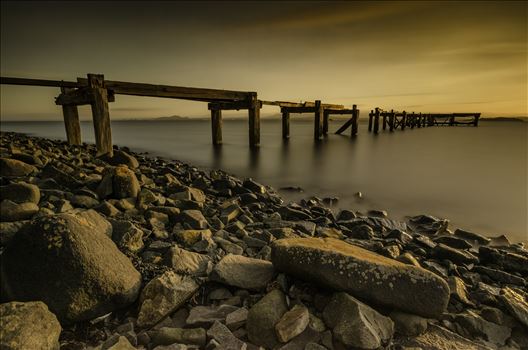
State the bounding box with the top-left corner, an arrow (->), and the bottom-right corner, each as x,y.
0,131 -> 526,350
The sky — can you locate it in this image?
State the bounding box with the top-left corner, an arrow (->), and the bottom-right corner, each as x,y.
0,1 -> 526,121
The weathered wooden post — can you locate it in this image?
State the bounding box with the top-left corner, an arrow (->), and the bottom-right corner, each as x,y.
382,112 -> 387,130
282,110 -> 290,139
87,74 -> 113,156
401,111 -> 407,130
351,105 -> 358,136
449,114 -> 455,126
248,92 -> 260,147
368,110 -> 373,132
60,87 -> 82,145
427,114 -> 434,126
209,105 -> 222,145
417,113 -> 422,128
323,110 -> 330,135
389,109 -> 395,131
314,100 -> 323,140
373,107 -> 380,134
474,113 -> 480,127
410,112 -> 415,129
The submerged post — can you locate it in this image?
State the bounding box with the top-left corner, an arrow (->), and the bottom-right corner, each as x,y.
282,110 -> 290,139
210,106 -> 222,145
351,104 -> 358,136
382,112 -> 387,130
368,110 -> 373,132
474,113 -> 481,127
314,100 -> 323,140
373,108 -> 380,134
323,110 -> 330,135
401,111 -> 406,130
87,73 -> 113,156
389,109 -> 394,132
449,114 -> 455,126
248,93 -> 260,147
60,87 -> 82,145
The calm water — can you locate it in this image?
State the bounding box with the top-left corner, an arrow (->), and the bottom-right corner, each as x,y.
1,118 -> 527,243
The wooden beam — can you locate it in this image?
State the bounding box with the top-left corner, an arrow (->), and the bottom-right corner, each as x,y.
210,108 -> 222,145
1,76 -> 81,88
282,111 -> 290,139
281,106 -> 317,113
325,108 -> 355,115
368,110 -> 373,132
248,93 -> 260,147
314,100 -> 323,140
208,100 -> 252,110
88,74 -> 113,157
334,105 -> 359,135
61,87 -> 82,145
261,100 -> 344,109
55,87 -> 94,106
401,111 -> 406,130
382,114 -> 387,130
389,110 -> 394,132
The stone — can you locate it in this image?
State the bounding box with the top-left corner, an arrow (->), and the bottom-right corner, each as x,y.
433,236 -> 473,250
323,292 -> 394,349
337,209 -> 356,221
173,229 -> 212,246
164,246 -> 212,277
70,194 -> 100,209
137,271 -> 200,329
0,211 -> 141,324
0,158 -> 37,177
396,252 -> 421,267
0,220 -> 28,245
97,166 -> 140,199
210,254 -> 275,290
499,287 -> 528,328
455,310 -> 511,346
95,200 -> 120,217
473,266 -> 526,286
275,304 -> 310,343
206,320 -> 247,350
271,238 -> 450,318
408,215 -> 448,234
276,326 -> 321,350
151,327 -> 206,348
398,324 -> 494,350
433,243 -> 479,265
0,200 -> 38,222
186,305 -> 238,327
345,224 -> 374,240
0,182 -> 40,204
279,206 -> 312,221
110,219 -> 144,252
99,335 -> 136,350
448,276 -> 474,306
247,289 -> 288,349
178,210 -> 208,229
103,150 -> 139,169
242,179 -> 266,194
0,301 -> 61,350
389,310 -> 428,336
454,228 -> 491,245
76,209 -> 113,237
225,308 -> 248,331
40,164 -> 82,190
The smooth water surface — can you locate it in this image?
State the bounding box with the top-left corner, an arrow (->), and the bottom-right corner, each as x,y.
1,118 -> 526,242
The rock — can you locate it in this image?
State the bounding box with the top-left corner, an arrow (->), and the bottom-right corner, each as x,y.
103,150 -> 139,169
0,158 -> 37,177
95,200 -> 120,217
70,194 -> 100,209
389,310 -> 428,336
480,307 -> 504,325
0,301 -> 61,350
433,236 -> 473,250
214,236 -> 244,255
0,200 -> 38,222
97,166 -> 140,199
448,276 -> 473,306
473,266 -> 526,286
178,210 -> 208,229
247,289 -> 288,349
137,271 -> 200,329
454,228 -> 491,245
433,243 -> 479,265
225,308 -> 248,331
164,246 -> 212,277
455,310 -> 511,346
271,238 -> 450,318
345,224 -> 374,240
0,220 -> 28,245
407,214 -> 448,234
151,327 -> 206,348
275,304 -> 310,343
40,164 -> 82,189
0,211 -> 141,324
210,254 -> 275,290
173,229 -> 212,246
279,206 -> 312,221
0,182 -> 40,204
396,252 -> 421,267
186,305 -> 238,327
276,326 -> 321,350
206,320 -> 247,350
337,209 -> 356,221
323,292 -> 394,349
398,324 -> 494,350
99,335 -> 136,349
499,287 -> 528,328
242,179 -> 266,194
110,219 -> 144,252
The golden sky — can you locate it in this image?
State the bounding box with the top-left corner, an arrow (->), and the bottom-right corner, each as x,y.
1,1 -> 526,120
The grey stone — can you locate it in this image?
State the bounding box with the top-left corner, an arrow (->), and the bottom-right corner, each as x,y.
70,194 -> 100,208
186,305 -> 238,327
448,276 -> 474,306
389,310 -> 428,336
499,287 -> 528,328
0,182 -> 40,204
206,320 -> 247,350
455,310 -> 511,346
271,238 -> 450,318
97,166 -> 140,199
433,243 -> 479,265
247,289 -> 288,349
275,305 -> 310,343
210,254 -> 275,290
164,246 -> 212,277
0,301 -> 61,350
151,327 -> 206,348
179,210 -> 208,229
110,219 -> 144,252
0,200 -> 38,222
225,308 -> 248,331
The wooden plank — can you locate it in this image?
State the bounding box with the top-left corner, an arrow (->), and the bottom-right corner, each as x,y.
261,100 -> 344,109
61,87 -> 82,145
208,100 -> 252,110
55,87 -> 93,106
314,100 -> 323,140
282,111 -> 290,139
210,108 -> 222,145
325,108 -> 354,114
248,93 -> 260,147
1,76 -> 81,88
281,106 -> 317,113
88,74 -> 113,156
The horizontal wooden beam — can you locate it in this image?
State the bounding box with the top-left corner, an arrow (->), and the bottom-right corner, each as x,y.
208,100 -> 263,111
55,88 -> 115,106
0,76 -> 81,88
325,108 -> 356,115
281,106 -> 317,113
261,100 -> 344,109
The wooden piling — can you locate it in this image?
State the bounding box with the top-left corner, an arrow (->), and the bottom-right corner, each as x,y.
60,87 -> 82,145
474,113 -> 480,127
351,105 -> 358,136
282,111 -> 290,139
210,107 -> 222,145
373,108 -> 380,134
382,113 -> 387,130
248,93 -> 260,147
314,100 -> 323,140
417,113 -> 422,128
449,114 -> 455,126
323,110 -> 329,135
401,111 -> 406,130
368,110 -> 373,132
389,109 -> 394,132
87,74 -> 113,156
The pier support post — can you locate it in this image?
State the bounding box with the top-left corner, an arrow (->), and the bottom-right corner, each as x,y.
401,111 -> 406,130
389,109 -> 394,132
374,108 -> 380,134
382,113 -> 387,130
474,113 -> 480,127
417,113 -> 422,128
282,110 -> 290,139
248,93 -> 260,147
368,110 -> 373,132
351,105 -> 358,136
323,110 -> 330,135
314,100 -> 323,140
449,114 -> 455,126
210,107 -> 222,145
88,73 -> 113,157
60,87 -> 82,145
410,113 -> 415,129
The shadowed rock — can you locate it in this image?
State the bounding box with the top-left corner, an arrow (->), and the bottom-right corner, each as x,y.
271,237 -> 450,318
0,158 -> 37,177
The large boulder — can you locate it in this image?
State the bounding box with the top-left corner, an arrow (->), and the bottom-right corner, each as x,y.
210,254 -> 275,290
323,292 -> 394,349
0,211 -> 141,324
0,182 -> 40,204
0,158 -> 37,177
271,238 -> 450,318
0,301 -> 61,350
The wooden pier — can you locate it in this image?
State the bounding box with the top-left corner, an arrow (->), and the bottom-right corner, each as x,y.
367,108 -> 481,134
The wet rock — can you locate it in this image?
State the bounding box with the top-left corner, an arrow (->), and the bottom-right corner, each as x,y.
207,320 -> 247,350
275,304 -> 310,343
323,292 -> 394,349
448,276 -> 474,306
433,243 -> 479,265
0,211 -> 141,324
164,246 -> 212,277
178,210 -> 208,229
210,254 -> 275,290
137,271 -> 200,329
151,327 -> 206,348
247,289 -> 288,349
0,157 -> 37,177
389,310 -> 428,336
0,182 -> 40,204
0,200 -> 38,222
271,238 -> 450,318
499,287 -> 528,328
455,310 -> 511,346
454,228 -> 491,245
0,301 -> 61,350
186,305 -> 238,327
